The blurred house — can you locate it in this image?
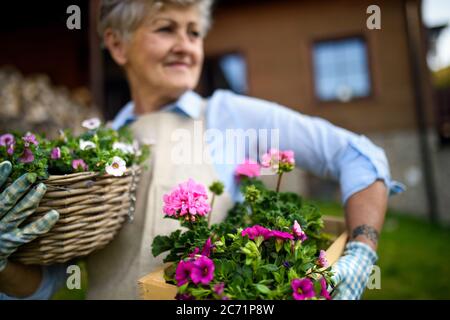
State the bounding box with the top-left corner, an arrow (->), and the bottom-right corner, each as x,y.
1,0 -> 448,223
201,0 -> 449,223
0,1 -> 99,136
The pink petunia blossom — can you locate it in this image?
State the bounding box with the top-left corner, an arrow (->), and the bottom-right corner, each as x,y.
320,277 -> 332,300
189,247 -> 200,260
291,278 -> 315,300
175,260 -> 194,287
293,220 -> 308,242
201,237 -> 214,257
191,256 -> 215,285
271,230 -> 294,240
22,133 -> 38,147
72,159 -> 88,171
241,225 -> 273,240
7,144 -> 14,155
175,293 -> 194,300
235,159 -> 261,178
0,133 -> 14,147
213,282 -> 225,296
51,147 -> 61,160
163,178 -> 211,219
19,148 -> 34,163
317,250 -> 329,268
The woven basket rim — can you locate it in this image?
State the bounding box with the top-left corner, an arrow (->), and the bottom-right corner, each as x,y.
45,165 -> 141,180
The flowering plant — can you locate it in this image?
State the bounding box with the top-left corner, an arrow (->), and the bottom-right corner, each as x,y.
0,118 -> 150,181
152,150 -> 335,300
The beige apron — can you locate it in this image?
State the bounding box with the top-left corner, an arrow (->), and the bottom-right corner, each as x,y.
86,102 -> 234,299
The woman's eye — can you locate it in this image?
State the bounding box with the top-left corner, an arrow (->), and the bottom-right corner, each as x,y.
157,27 -> 172,33
190,30 -> 201,38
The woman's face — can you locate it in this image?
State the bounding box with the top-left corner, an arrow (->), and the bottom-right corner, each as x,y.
123,5 -> 204,98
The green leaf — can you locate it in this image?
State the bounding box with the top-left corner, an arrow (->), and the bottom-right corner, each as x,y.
255,284 -> 271,295
261,264 -> 279,272
151,232 -> 179,257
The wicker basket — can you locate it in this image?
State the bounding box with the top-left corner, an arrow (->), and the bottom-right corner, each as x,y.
10,166 -> 141,265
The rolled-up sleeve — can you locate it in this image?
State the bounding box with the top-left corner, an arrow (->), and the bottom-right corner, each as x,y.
0,264 -> 67,300
336,135 -> 405,203
209,90 -> 405,204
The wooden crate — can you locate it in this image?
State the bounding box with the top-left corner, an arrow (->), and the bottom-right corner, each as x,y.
138,216 -> 348,300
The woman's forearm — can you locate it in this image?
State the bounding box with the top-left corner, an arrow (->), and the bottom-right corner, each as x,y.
344,180 -> 388,251
0,261 -> 43,298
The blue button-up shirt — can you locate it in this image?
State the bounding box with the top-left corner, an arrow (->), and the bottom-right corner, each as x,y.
3,89 -> 403,300
113,89 -> 404,203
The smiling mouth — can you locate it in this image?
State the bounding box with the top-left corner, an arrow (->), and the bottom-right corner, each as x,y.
165,62 -> 191,68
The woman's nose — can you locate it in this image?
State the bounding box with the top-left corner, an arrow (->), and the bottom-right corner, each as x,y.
172,31 -> 197,54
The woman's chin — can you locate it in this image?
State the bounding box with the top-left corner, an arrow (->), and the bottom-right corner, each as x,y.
164,84 -> 194,98
165,81 -> 195,94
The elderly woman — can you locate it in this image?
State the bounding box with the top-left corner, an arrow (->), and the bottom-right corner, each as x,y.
1,0 -> 402,300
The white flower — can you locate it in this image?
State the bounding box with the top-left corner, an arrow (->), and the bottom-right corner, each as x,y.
113,142 -> 134,154
82,117 -> 101,130
79,139 -> 96,151
105,156 -> 127,177
132,140 -> 142,157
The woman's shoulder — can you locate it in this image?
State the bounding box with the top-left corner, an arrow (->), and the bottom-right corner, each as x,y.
208,89 -> 281,114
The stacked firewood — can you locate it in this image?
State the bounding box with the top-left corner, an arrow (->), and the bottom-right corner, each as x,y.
0,67 -> 100,138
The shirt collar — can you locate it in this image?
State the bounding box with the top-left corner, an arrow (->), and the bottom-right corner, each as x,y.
124,90 -> 203,123
161,90 -> 204,119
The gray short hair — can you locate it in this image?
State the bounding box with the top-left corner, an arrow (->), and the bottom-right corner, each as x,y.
98,0 -> 214,41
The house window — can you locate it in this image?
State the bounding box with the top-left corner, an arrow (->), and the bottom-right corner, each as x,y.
199,52 -> 248,96
312,37 -> 371,102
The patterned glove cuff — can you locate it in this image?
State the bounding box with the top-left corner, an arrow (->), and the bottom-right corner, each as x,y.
345,241 -> 378,265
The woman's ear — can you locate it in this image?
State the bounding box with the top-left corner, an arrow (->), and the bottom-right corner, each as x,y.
103,28 -> 128,66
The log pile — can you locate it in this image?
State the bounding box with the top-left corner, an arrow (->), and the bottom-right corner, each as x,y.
0,67 -> 100,138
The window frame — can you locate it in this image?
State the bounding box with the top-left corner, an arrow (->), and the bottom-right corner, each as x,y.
199,50 -> 251,97
309,34 -> 376,105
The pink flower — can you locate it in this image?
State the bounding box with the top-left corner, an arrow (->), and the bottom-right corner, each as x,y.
261,149 -> 295,173
1,134 -> 15,155
0,133 -> 14,147
201,237 -> 214,257
241,225 -> 272,240
293,220 -> 308,242
163,179 -> 211,219
191,256 -> 215,285
175,293 -> 194,300
320,277 -> 332,300
271,230 -> 294,240
7,144 -> 14,155
317,250 -> 329,268
235,159 -> 261,178
261,149 -> 280,169
19,148 -> 34,163
280,150 -> 295,165
72,159 -> 88,171
213,282 -> 225,295
22,133 -> 38,147
189,247 -> 200,259
291,278 -> 315,300
51,147 -> 61,160
175,260 -> 194,287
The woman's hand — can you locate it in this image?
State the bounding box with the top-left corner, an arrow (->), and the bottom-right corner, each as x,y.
0,161 -> 59,271
330,241 -> 378,300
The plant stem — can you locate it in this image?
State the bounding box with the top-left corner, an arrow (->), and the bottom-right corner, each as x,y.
276,172 -> 284,192
208,194 -> 215,228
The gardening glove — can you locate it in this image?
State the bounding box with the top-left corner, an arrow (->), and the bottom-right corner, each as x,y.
0,161 -> 59,272
330,241 -> 378,300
